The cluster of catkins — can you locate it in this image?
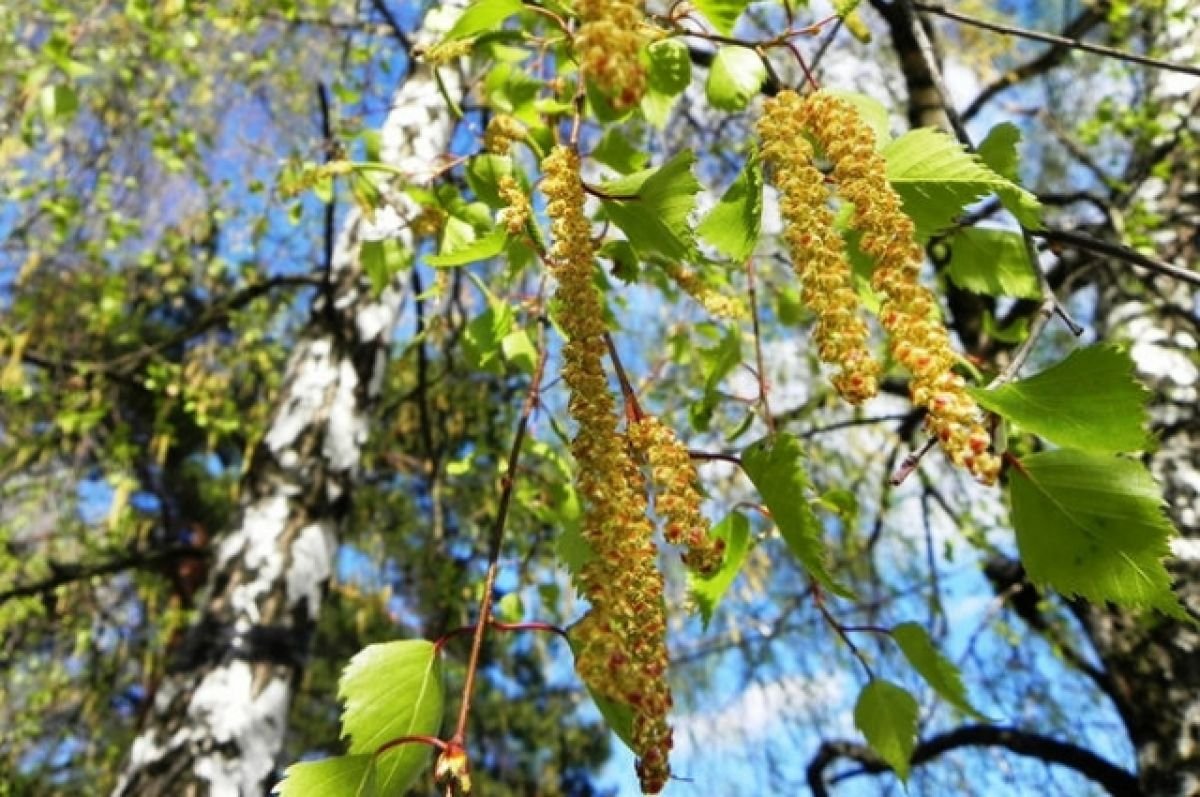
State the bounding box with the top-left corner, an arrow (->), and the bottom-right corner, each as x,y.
759,90 -> 1000,485
574,0 -> 649,108
542,146 -> 724,793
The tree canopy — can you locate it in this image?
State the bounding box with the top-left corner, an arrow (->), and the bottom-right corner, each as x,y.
1,0 -> 1198,795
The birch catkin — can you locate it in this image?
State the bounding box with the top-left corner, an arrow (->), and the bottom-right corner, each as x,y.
575,0 -> 648,109
758,91 -> 881,405
542,145 -> 674,793
797,90 -> 1001,485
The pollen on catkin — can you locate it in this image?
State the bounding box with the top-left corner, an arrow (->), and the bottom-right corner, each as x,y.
497,176 -> 530,236
484,114 -> 526,155
544,145 -> 674,794
629,415 -> 725,577
662,262 -> 747,320
797,90 -> 1000,485
575,0 -> 648,109
758,90 -> 881,405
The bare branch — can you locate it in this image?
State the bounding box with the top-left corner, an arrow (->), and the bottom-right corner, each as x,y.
806,725 -> 1142,797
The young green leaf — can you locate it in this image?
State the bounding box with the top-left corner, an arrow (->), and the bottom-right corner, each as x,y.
946,227 -> 1040,299
705,47 -> 765,112
600,150 -> 700,261
592,129 -> 650,175
854,679 -> 919,781
445,0 -> 525,41
361,240 -> 410,297
646,39 -> 692,97
274,755 -> 374,797
970,345 -> 1153,453
338,640 -> 444,794
466,154 -> 515,208
741,433 -> 853,597
892,622 -> 987,719
427,227 -> 508,268
884,128 -> 1042,239
689,511 -> 752,628
690,0 -> 751,35
977,122 -> 1022,182
697,149 -> 762,261
1009,449 -> 1186,619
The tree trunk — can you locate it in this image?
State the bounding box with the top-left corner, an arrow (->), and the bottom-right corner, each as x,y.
113,5 -> 467,794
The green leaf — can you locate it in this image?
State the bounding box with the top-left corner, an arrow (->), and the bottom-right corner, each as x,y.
466,154 -> 515,208
970,345 -> 1153,453
884,128 -> 1042,239
833,0 -> 872,43
600,150 -> 700,261
854,680 -> 919,781
592,129 -> 649,175
40,84 -> 78,123
699,324 -> 741,394
741,433 -> 852,597
426,227 -> 508,267
646,39 -> 692,96
462,274 -> 516,373
691,0 -> 750,35
689,511 -> 751,628
977,122 -> 1022,182
705,47 -> 765,112
274,755 -> 374,797
1009,449 -> 1186,618
445,0 -> 524,40
339,640 -> 445,793
946,227 -> 1040,299
361,239 -> 409,297
697,149 -> 762,261
892,622 -> 986,719
640,88 -> 677,129
500,327 -> 537,373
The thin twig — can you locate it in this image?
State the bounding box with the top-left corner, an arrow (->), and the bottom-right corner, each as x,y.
604,332 -> 645,422
913,1 -> 1200,79
1036,227 -> 1200,289
449,308 -> 549,747
745,259 -> 775,433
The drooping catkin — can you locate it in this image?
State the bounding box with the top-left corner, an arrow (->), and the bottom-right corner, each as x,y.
758,90 -> 881,405
497,175 -> 530,236
797,90 -> 1000,485
574,0 -> 648,109
662,262 -> 748,320
629,415 -> 725,577
484,114 -> 526,155
543,145 -> 674,793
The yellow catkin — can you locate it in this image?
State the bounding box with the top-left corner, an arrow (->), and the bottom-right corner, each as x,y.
798,90 -> 1000,484
484,114 -> 526,155
497,175 -> 530,236
662,262 -> 747,320
543,145 -> 673,794
629,415 -> 725,577
758,90 -> 881,405
422,38 -> 473,65
575,0 -> 648,109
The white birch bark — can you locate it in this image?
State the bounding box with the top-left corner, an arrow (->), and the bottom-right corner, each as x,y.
113,4 -> 468,794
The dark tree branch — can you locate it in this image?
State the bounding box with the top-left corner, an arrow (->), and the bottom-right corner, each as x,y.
1036,228 -> 1200,288
0,546 -> 209,605
806,725 -> 1142,797
367,0 -> 412,53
